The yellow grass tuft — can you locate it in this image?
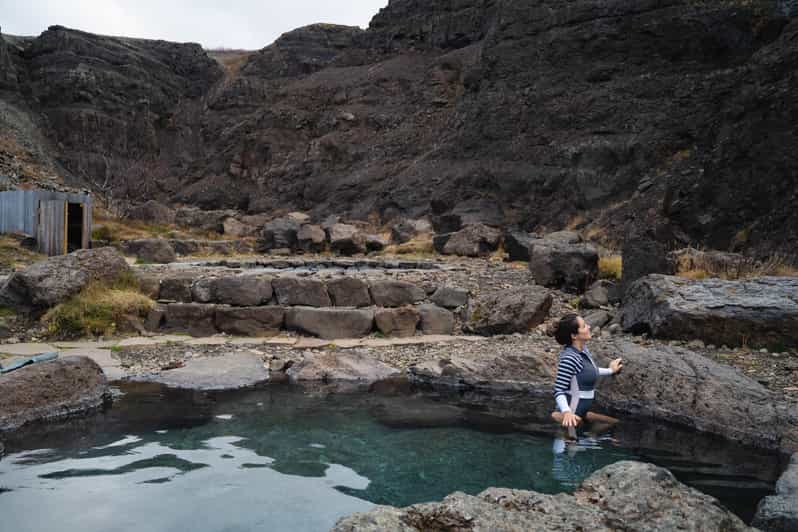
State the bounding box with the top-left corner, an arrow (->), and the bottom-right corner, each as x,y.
383,235 -> 435,256
0,235 -> 45,271
43,276 -> 154,339
598,255 -> 622,280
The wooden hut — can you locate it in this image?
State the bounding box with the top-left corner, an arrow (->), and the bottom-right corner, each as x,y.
0,189 -> 92,256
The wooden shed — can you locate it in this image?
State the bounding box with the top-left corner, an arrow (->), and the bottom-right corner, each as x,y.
0,189 -> 92,256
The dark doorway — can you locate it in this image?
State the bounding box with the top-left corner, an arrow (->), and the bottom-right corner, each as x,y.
67,202 -> 84,252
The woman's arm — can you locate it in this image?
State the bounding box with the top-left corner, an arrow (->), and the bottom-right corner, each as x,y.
599,358 -> 623,376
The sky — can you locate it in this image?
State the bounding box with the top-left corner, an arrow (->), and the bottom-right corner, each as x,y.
0,0 -> 390,50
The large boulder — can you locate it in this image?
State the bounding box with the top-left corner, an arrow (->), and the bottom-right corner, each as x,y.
0,247 -> 131,313
296,224 -> 326,253
621,274 -> 798,348
174,207 -> 232,233
0,356 -> 109,432
163,303 -> 219,337
375,306 -> 419,337
333,461 -> 752,532
258,217 -> 301,252
753,453 -> 798,532
212,275 -> 273,306
158,274 -> 195,302
126,200 -> 176,225
418,304 -> 455,335
430,286 -> 469,309
369,281 -> 425,307
272,277 -> 331,307
465,286 -> 552,336
528,238 -> 598,293
621,234 -> 672,295
327,277 -> 372,307
503,231 -> 539,262
286,350 -> 400,384
285,307 -> 374,339
119,238 -> 176,264
441,223 -> 501,257
328,223 -> 366,255
215,306 -> 285,336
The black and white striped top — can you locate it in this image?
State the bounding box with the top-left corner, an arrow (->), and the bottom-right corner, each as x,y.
553,346 -> 612,412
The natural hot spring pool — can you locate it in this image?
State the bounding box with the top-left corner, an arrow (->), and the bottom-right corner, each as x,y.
0,384 -> 782,531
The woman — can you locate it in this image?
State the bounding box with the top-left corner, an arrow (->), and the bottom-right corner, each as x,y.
551,314 -> 623,428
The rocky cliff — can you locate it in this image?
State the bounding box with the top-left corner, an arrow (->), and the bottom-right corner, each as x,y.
0,1 -> 796,258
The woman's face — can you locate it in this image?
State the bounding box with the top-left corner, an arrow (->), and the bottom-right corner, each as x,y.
572,316 -> 591,343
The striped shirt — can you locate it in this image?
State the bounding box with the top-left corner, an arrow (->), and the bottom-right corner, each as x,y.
553,346 -> 612,412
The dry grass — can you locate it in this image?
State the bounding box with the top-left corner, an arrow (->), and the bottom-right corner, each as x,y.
0,235 -> 45,271
42,274 -> 154,339
673,248 -> 798,280
382,234 -> 435,256
92,208 -> 227,243
598,255 -> 622,280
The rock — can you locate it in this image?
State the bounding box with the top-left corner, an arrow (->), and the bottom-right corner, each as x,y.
364,234 -> 388,252
375,306 -> 419,337
503,231 -> 538,261
430,286 -> 469,309
418,304 -> 455,335
580,280 -> 616,309
0,356 -> 109,431
327,277 -> 372,307
621,234 -> 673,296
222,217 -> 257,238
334,461 -> 752,532
667,248 -> 751,278
0,247 -> 131,313
592,338 -> 798,453
144,306 -> 166,331
621,275 -> 798,348
126,200 -> 176,225
190,277 -> 216,303
390,219 -> 418,244
272,277 -> 331,307
465,286 -> 552,336
543,230 -> 582,244
174,207 -> 232,233
528,239 -> 598,293
584,309 -> 611,329
158,275 -> 194,302
168,239 -> 202,256
450,199 -> 504,228
258,217 -> 301,252
328,223 -> 366,255
285,307 -> 374,339
212,276 -> 273,306
369,281 -> 426,307
753,453 -> 798,532
215,306 -> 285,336
296,224 -> 326,253
432,232 -> 453,253
286,350 -> 400,384
119,238 -> 176,264
442,223 -> 501,257
143,352 -> 268,391
163,303 -> 219,337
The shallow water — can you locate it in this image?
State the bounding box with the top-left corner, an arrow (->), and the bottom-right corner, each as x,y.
0,384 -> 781,531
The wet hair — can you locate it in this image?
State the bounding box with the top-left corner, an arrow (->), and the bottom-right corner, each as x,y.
555,313 -> 581,346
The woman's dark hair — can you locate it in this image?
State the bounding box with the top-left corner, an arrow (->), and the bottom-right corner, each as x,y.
555,313 -> 581,346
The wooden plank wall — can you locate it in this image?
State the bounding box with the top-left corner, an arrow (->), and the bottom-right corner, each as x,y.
37,200 -> 66,256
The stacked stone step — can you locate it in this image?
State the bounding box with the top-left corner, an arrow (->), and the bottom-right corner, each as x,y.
145,273 -> 466,339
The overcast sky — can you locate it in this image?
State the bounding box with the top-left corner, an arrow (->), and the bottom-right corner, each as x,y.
0,0 -> 389,49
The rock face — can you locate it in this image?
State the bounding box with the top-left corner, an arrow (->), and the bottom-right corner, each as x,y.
0,247 -> 131,313
465,286 -> 552,335
333,461 -> 753,532
0,356 -> 109,432
621,274 -> 798,348
4,3 -> 798,259
754,453 -> 798,532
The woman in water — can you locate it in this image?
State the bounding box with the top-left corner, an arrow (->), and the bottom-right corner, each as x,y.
551,314 -> 623,428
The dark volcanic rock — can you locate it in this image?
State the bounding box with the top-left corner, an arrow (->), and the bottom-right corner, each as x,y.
286,349 -> 400,384
528,239 -> 599,293
212,275 -> 273,306
258,217 -> 301,252
333,461 -> 752,532
296,224 -> 326,253
369,281 -> 425,307
0,247 -> 131,313
374,306 -> 419,337
621,274 -> 798,348
754,453 -> 798,532
119,238 -> 176,264
285,307 -> 374,339
327,277 -> 372,307
442,223 -> 501,257
272,277 -> 331,307
417,304 -> 455,335
503,231 -> 538,262
328,223 -> 366,255
215,306 -> 285,336
0,356 -> 109,432
164,303 -> 219,336
465,286 -> 552,336
621,233 -> 673,295
126,200 -> 176,224
430,286 -> 469,309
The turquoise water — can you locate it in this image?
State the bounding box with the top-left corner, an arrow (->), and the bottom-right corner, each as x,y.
0,384 -> 780,531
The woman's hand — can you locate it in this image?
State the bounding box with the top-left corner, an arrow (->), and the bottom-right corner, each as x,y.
562,412 -> 581,427
610,358 -> 623,374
